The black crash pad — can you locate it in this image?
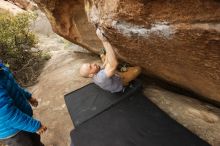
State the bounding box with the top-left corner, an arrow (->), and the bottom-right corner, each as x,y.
64,80 -> 142,127
67,86 -> 210,146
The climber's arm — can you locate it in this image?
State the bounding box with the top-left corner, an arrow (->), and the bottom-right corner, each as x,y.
96,29 -> 118,78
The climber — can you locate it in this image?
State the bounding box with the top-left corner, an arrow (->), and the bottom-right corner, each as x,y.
79,28 -> 141,93
0,62 -> 47,146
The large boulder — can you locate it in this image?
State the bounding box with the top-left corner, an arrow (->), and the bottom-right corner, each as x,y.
33,0 -> 103,53
33,0 -> 220,104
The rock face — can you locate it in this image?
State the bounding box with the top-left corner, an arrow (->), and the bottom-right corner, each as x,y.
0,0 -> 24,14
6,0 -> 37,10
33,0 -> 103,53
33,0 -> 220,104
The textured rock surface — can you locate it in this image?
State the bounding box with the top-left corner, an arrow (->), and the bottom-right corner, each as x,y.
33,0 -> 220,104
33,0 -> 103,53
6,0 -> 37,10
144,85 -> 220,146
0,0 -> 24,14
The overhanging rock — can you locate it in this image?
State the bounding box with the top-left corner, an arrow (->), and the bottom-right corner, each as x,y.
33,0 -> 220,104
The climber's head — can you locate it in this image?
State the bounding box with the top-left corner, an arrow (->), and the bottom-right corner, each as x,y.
80,63 -> 100,78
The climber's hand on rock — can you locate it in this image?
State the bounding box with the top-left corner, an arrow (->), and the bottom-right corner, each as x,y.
96,28 -> 107,42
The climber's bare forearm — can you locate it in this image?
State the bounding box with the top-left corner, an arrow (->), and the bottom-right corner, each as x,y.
102,41 -> 118,70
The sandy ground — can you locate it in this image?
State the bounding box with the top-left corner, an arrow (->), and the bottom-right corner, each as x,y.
0,3 -> 220,146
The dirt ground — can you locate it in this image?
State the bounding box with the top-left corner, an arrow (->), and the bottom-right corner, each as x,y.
0,3 -> 220,146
